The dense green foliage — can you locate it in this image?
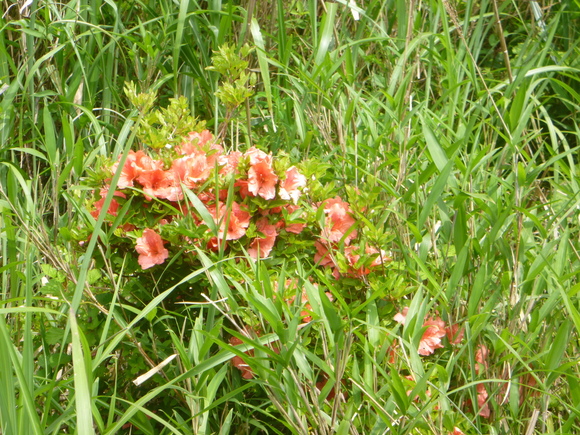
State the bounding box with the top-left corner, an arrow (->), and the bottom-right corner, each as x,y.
1,0 -> 580,434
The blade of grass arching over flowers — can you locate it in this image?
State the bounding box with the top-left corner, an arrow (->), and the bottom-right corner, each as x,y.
69,307 -> 95,435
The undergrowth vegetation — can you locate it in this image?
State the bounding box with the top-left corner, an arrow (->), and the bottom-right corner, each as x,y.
1,0 -> 580,434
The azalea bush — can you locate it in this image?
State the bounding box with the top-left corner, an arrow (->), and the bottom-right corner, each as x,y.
2,1 -> 580,435
86,86 -> 390,281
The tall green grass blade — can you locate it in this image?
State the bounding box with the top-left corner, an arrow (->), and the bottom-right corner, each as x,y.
69,308 -> 96,435
315,2 -> 338,65
250,18 -> 275,131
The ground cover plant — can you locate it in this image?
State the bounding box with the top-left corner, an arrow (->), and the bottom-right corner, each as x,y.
1,0 -> 580,434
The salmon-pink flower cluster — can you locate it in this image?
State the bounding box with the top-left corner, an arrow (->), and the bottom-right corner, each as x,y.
208,201 -> 251,241
248,217 -> 278,259
246,147 -> 278,200
394,307 -> 448,356
135,229 -> 169,270
90,128 -> 390,289
91,131 -> 314,270
314,196 -> 389,278
91,188 -> 126,219
321,196 -> 357,244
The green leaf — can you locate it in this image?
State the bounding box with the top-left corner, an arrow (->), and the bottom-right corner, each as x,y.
69,308 -> 95,435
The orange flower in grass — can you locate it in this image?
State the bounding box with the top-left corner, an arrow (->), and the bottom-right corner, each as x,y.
279,166 -> 306,204
475,345 -> 489,374
476,383 -> 491,418
344,245 -> 390,277
208,201 -> 251,241
321,197 -> 357,245
248,217 -> 278,259
137,168 -> 182,202
171,154 -> 214,188
91,188 -> 125,219
394,307 -> 447,356
229,336 -> 254,379
245,146 -> 271,165
419,317 -> 447,356
229,328 -> 280,380
248,160 -> 278,200
314,241 -> 340,279
244,147 -> 278,200
135,229 -> 169,269
316,376 -> 348,401
234,179 -> 251,199
218,151 -> 242,176
446,323 -> 465,345
112,150 -> 164,189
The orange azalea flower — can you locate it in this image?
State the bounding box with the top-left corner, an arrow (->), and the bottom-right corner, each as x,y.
518,372 -> 539,406
248,160 -> 278,200
315,376 -> 348,401
477,383 -> 491,418
314,241 -> 340,279
344,245 -> 364,275
137,168 -> 182,201
245,146 -> 272,165
234,179 -> 251,199
475,344 -> 489,374
394,307 -> 447,356
197,191 -> 215,204
135,229 -> 169,269
321,197 -> 357,245
208,201 -> 251,241
206,236 -> 221,252
285,222 -> 306,234
248,217 -> 278,259
229,336 -> 254,379
279,166 -> 306,203
229,328 -> 280,379
419,317 -> 446,356
393,307 -> 409,324
112,150 -> 163,189
218,151 -> 242,175
111,151 -> 138,189
244,147 -> 278,200
283,283 -> 333,323
446,323 -> 465,345
366,245 -> 390,267
344,245 -> 388,276
171,153 -> 214,188
91,188 -> 125,219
